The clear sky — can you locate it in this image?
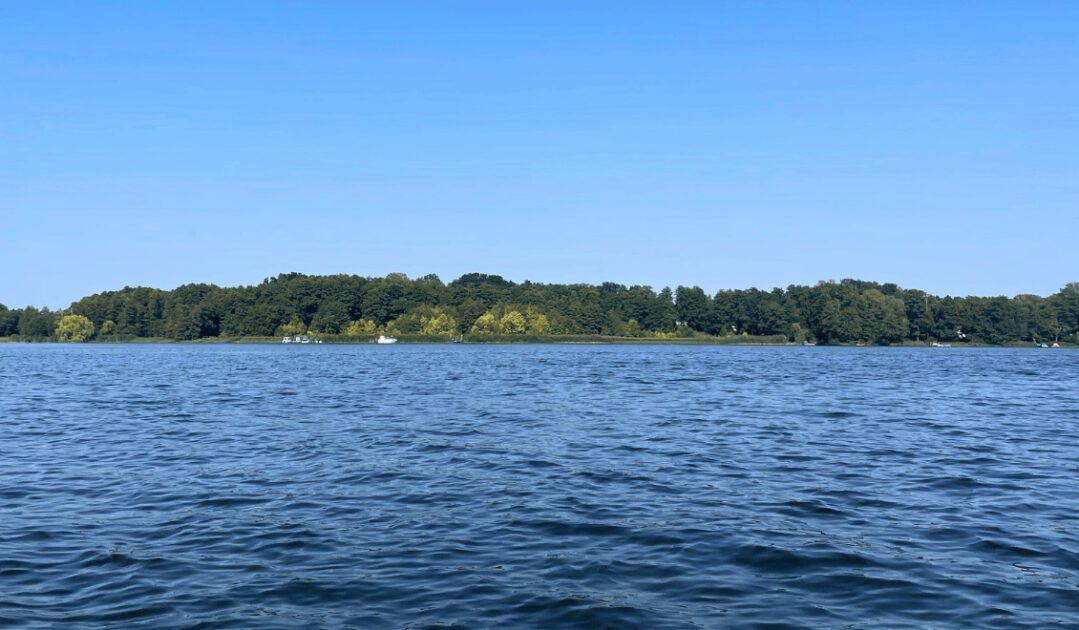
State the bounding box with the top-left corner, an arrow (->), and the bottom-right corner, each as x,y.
3,1 -> 1077,308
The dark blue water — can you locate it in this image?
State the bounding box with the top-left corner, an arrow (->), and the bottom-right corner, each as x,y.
1,344 -> 1077,628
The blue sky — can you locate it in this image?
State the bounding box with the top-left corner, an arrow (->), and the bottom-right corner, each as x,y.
3,2 -> 1077,308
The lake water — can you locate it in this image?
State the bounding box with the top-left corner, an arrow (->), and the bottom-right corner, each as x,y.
1,344 -> 1077,628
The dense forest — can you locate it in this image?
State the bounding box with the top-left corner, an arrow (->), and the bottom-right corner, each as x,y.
2,273 -> 1078,345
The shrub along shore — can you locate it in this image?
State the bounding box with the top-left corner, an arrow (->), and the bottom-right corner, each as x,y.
2,272 -> 1077,346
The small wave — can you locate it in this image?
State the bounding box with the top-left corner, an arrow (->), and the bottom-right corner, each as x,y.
775,498 -> 850,518
728,543 -> 881,573
513,519 -> 631,538
197,495 -> 268,508
969,539 -> 1046,558
917,475 -> 989,490
817,410 -> 860,419
510,595 -> 664,628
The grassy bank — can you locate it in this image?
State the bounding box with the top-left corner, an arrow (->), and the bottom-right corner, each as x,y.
283,333 -> 793,345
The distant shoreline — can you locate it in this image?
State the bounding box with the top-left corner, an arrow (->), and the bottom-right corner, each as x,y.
5,274 -> 1076,346
1,335 -> 1071,349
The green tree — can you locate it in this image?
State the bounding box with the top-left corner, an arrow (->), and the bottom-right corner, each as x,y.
18,307 -> 57,339
861,289 -> 908,344
675,286 -> 712,332
55,314 -> 95,342
453,298 -> 488,334
816,299 -> 847,344
236,302 -> 289,336
653,287 -> 678,332
604,309 -> 626,336
310,300 -> 349,333
756,300 -> 788,335
0,309 -> 19,336
1053,283 -> 1079,340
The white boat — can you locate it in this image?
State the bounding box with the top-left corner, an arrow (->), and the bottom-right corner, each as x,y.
376,335 -> 398,344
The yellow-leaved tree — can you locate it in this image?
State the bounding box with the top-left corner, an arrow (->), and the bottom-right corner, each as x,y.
345,319 -> 377,336
276,316 -> 306,337
525,307 -> 551,335
420,312 -> 457,336
386,306 -> 458,337
500,310 -> 526,334
276,317 -> 306,336
470,312 -> 499,335
55,314 -> 95,342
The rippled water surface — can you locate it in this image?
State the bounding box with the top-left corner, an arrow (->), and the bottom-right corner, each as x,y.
1,344 -> 1078,628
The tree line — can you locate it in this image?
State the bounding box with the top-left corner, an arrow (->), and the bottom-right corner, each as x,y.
2,272 -> 1077,345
